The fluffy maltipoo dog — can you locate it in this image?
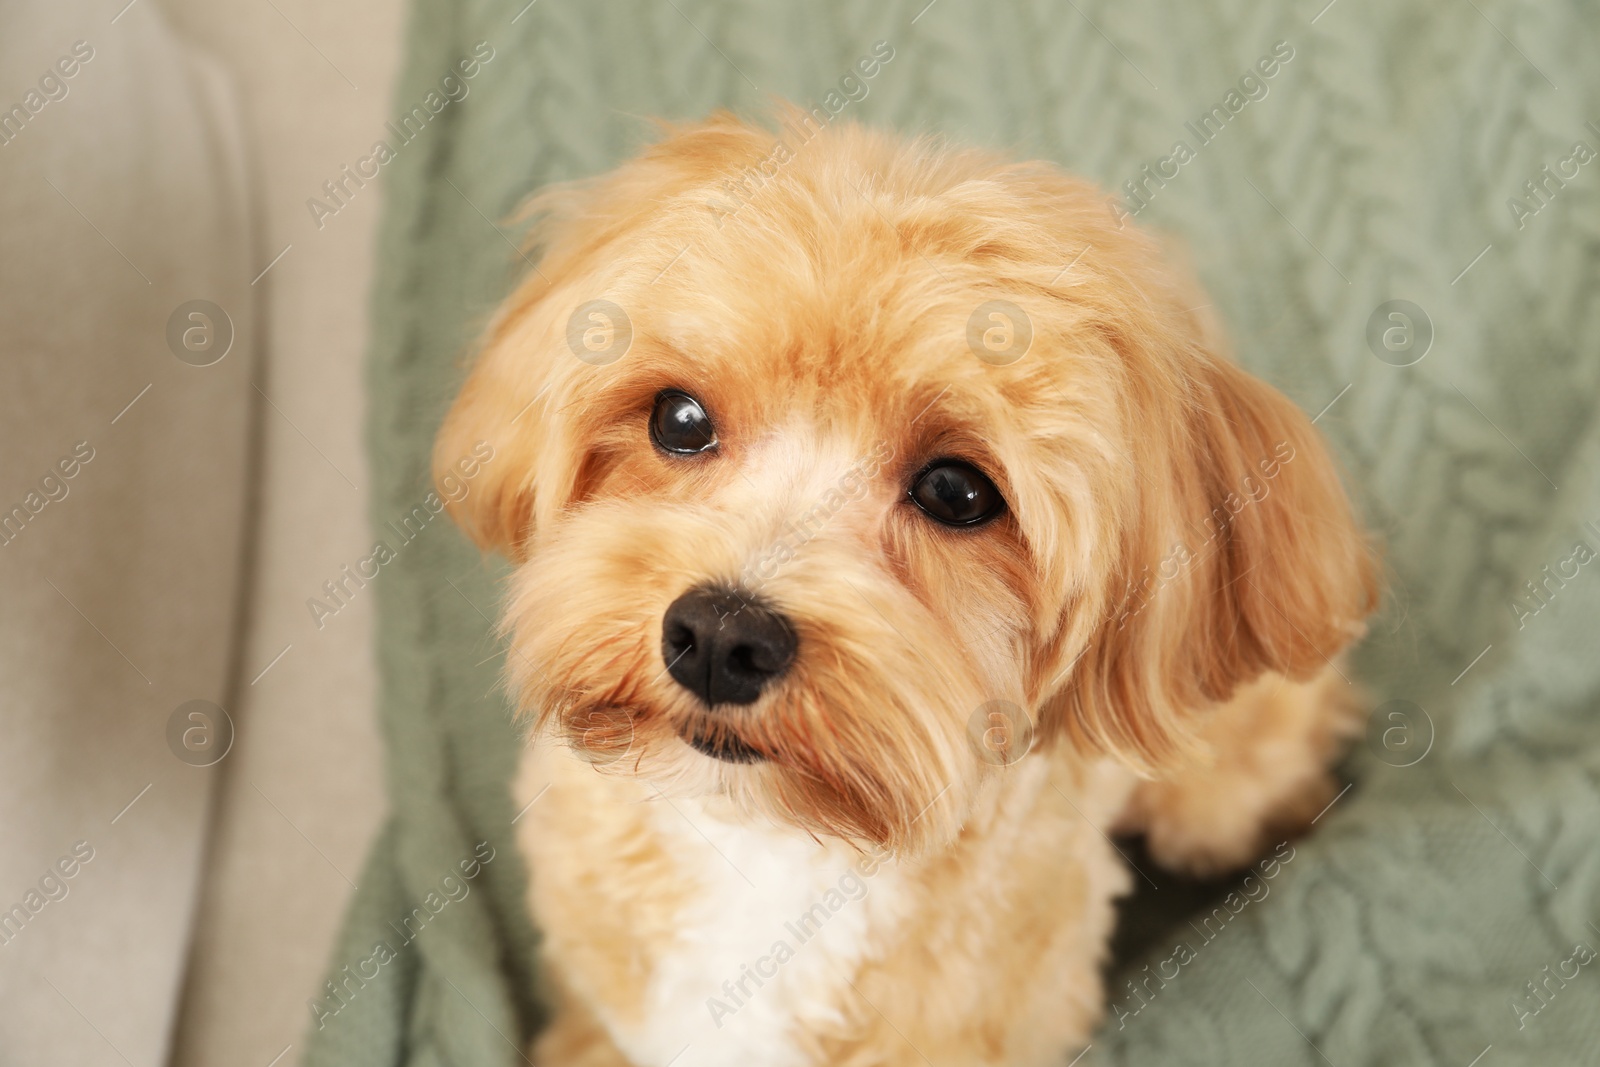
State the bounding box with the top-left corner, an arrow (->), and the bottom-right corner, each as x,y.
435,108 -> 1378,1067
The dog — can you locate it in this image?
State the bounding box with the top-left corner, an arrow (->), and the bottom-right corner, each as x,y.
434,108 -> 1378,1067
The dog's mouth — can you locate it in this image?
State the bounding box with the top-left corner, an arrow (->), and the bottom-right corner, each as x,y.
679,720 -> 766,764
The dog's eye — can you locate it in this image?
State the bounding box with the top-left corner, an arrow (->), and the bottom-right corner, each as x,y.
909,460 -> 1004,526
650,391 -> 718,454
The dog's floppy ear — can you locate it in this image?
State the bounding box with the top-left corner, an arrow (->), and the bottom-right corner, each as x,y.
431,167 -> 632,560
434,112 -> 781,560
433,269 -> 556,562
1051,353 -> 1379,769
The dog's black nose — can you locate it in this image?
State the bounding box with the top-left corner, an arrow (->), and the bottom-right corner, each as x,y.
661,586 -> 797,707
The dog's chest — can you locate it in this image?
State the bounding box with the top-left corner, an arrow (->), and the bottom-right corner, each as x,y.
621,799 -> 906,1067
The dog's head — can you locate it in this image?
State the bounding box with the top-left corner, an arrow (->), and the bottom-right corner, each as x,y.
435,110 -> 1377,853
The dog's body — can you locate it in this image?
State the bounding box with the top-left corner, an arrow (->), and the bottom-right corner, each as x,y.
436,110 -> 1377,1066
517,667 -> 1354,1067
519,729 -> 1133,1067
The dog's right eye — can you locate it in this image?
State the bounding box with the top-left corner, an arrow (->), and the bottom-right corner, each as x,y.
909,459 -> 1004,526
650,391 -> 718,454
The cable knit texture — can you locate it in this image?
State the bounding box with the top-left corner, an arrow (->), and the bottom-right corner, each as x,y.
306,1 -> 1600,1064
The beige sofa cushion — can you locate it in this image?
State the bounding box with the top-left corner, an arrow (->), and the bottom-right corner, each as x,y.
156,2 -> 397,1064
0,3 -> 254,1063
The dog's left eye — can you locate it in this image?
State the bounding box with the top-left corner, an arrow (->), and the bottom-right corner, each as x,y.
909,460 -> 1004,526
650,390 -> 719,454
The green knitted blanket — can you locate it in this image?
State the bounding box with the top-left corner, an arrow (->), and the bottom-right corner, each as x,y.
305,2 -> 1600,1064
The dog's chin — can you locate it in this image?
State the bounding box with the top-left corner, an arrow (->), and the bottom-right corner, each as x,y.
680,721 -> 766,764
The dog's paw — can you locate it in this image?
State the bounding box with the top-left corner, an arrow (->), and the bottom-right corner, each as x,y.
1115,667 -> 1360,877
1124,759 -> 1339,877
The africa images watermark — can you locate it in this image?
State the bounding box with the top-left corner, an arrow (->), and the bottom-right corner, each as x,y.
1505,119 -> 1600,232
1505,517 -> 1600,631
1109,40 -> 1296,226
733,439 -> 896,607
0,840 -> 96,949
308,840 -> 497,1029
1510,940 -> 1595,1030
305,41 -> 496,232
1109,440 -> 1297,630
1109,840 -> 1297,1030
704,40 -> 897,230
0,439 -> 95,548
0,39 -> 95,148
705,844 -> 892,1029
304,440 -> 494,630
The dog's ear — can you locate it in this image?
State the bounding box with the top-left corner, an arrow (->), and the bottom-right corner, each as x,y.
434,112 -> 781,560
1048,355 -> 1379,769
431,164 -> 638,560
432,266 -> 559,562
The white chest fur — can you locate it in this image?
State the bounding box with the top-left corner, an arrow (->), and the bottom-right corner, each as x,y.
521,741 -> 1139,1067
616,797 -> 906,1067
